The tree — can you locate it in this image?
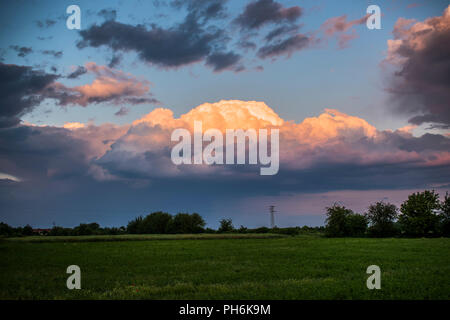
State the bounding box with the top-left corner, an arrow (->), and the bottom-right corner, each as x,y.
50,226 -> 71,236
127,216 -> 144,234
325,204 -> 351,237
365,202 -> 398,237
399,190 -> 441,237
71,222 -> 102,235
439,192 -> 450,237
141,212 -> 173,234
22,224 -> 33,236
0,222 -> 14,236
170,213 -> 205,234
345,214 -> 368,237
324,204 -> 367,237
218,218 -> 234,233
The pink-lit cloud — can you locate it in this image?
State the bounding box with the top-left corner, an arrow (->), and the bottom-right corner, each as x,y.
44,62 -> 159,107
320,14 -> 368,49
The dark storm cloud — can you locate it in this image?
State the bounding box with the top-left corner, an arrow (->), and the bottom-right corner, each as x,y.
67,66 -> 87,79
205,51 -> 242,72
234,0 -> 302,30
380,131 -> 450,153
257,34 -> 311,59
41,50 -> 63,58
9,45 -> 33,58
0,125 -> 90,181
386,9 -> 450,129
0,63 -> 58,128
77,18 -> 225,68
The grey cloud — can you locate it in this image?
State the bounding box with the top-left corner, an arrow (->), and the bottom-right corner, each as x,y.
234,0 -> 302,30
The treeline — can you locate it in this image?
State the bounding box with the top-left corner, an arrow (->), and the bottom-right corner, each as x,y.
1,190 -> 448,238
0,222 -> 126,237
0,212 -> 324,237
324,190 -> 450,237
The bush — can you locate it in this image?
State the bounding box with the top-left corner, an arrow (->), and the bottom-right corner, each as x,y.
365,202 -> 399,237
399,190 -> 441,237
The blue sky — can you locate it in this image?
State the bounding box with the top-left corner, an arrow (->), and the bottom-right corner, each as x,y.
1,0 -> 446,130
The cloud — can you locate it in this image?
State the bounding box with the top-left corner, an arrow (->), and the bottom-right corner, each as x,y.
205,51 -> 242,72
92,100 -> 450,183
108,54 -> 122,68
44,62 -> 158,107
320,14 -> 368,49
67,66 -> 87,79
171,0 -> 228,22
77,18 -> 225,69
41,50 -> 63,58
115,106 -> 130,116
0,62 -> 158,128
35,19 -> 56,29
385,5 -> 450,129
265,24 -> 300,42
257,34 -> 311,59
234,0 -> 302,30
9,45 -> 33,57
0,63 -> 58,128
98,8 -> 117,21
1,100 -> 448,227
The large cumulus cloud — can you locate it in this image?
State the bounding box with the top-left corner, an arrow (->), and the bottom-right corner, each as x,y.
1,100 -> 449,227
86,100 -> 450,183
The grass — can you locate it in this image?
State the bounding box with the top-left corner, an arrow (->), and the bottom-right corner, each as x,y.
0,234 -> 449,299
3,233 -> 285,243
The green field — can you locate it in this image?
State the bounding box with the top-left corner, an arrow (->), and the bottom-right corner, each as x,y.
0,234 -> 449,299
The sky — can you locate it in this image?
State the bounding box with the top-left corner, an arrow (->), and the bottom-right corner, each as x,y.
0,0 -> 449,228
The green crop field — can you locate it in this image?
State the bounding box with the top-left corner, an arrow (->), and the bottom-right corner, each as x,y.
0,234 -> 449,300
